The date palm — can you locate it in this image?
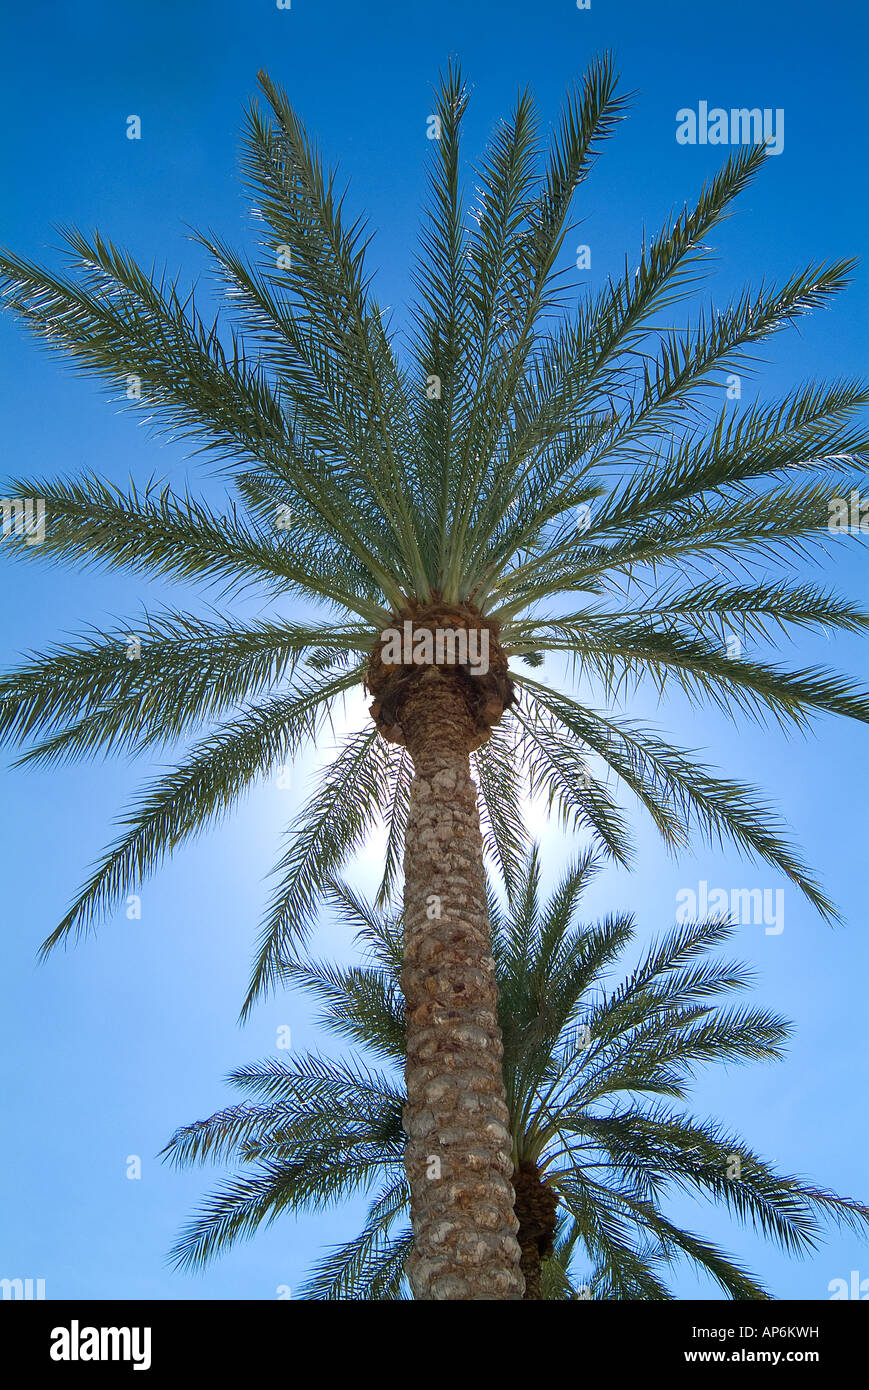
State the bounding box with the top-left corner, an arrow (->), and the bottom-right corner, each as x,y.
1,58 -> 868,1297
164,855 -> 869,1300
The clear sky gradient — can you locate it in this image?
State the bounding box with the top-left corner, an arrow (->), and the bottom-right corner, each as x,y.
1,0 -> 867,1299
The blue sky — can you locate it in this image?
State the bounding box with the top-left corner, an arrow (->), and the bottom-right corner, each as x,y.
1,0 -> 867,1300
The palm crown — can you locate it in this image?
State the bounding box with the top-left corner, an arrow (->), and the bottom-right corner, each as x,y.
1,60 -> 868,1011
164,850 -> 869,1299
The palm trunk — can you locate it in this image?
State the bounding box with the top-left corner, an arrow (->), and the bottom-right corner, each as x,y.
400,669 -> 524,1300
512,1160 -> 559,1301
517,1241 -> 543,1300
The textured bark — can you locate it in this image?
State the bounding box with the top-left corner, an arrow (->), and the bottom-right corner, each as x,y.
399,668 -> 524,1300
366,599 -> 514,750
512,1160 -> 559,1301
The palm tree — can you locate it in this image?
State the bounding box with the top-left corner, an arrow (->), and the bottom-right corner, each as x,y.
1,58 -> 867,1297
164,853 -> 869,1299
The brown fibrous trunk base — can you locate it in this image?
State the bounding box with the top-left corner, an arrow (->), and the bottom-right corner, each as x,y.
512,1160 -> 559,1301
365,599 -> 514,750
